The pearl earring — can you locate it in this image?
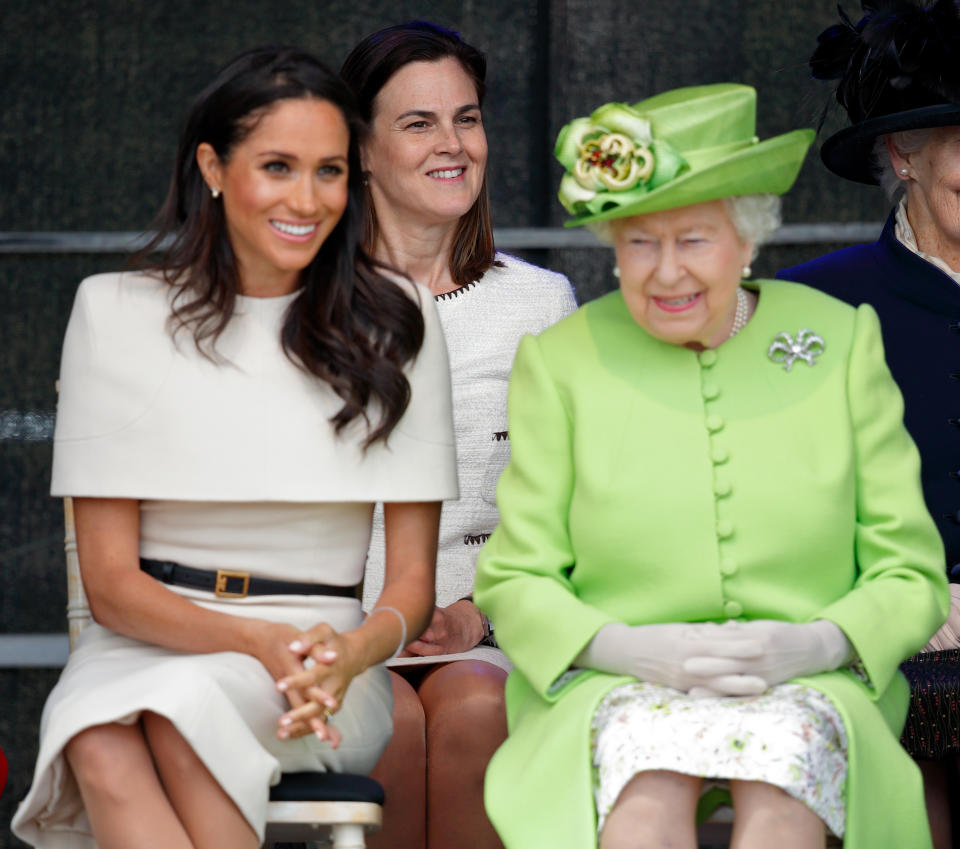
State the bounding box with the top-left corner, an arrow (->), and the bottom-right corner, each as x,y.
211,186 -> 221,199
742,264 -> 752,279
899,168 -> 909,177
613,266 -> 621,278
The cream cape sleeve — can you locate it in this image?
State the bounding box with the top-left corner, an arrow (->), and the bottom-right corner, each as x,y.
51,272 -> 458,502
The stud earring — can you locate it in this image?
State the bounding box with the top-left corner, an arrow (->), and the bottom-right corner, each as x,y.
612,265 -> 621,278
742,264 -> 752,278
211,186 -> 221,199
899,168 -> 909,177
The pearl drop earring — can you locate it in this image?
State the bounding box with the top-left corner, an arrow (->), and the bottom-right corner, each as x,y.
742,264 -> 752,279
613,266 -> 621,278
211,186 -> 221,199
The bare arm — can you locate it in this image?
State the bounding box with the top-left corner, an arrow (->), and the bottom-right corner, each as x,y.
318,500 -> 439,670
74,497 -> 301,679
277,500 -> 440,740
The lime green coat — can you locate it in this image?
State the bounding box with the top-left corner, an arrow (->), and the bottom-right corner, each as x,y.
474,280 -> 948,849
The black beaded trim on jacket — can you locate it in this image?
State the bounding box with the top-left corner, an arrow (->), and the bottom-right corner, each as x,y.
493,430 -> 508,441
435,282 -> 477,301
464,532 -> 492,545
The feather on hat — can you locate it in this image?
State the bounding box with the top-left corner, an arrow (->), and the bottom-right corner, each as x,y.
812,0 -> 960,183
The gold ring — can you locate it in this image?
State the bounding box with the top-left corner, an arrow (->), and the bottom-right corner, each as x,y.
320,706 -> 332,723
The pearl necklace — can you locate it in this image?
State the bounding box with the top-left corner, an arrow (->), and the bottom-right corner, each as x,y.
728,286 -> 750,338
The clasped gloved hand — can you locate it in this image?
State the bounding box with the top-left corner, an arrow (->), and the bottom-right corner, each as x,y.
576,619 -> 853,697
575,621 -> 768,696
682,619 -> 853,696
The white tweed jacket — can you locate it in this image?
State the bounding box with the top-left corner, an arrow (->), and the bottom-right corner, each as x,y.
362,253 -> 577,666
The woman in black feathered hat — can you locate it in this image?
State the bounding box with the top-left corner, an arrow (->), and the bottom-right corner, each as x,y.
779,3 -> 960,846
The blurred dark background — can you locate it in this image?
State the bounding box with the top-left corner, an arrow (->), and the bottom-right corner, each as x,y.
0,1 -> 889,843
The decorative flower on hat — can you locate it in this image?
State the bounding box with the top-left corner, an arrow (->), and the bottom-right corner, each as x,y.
575,132 -> 654,191
555,102 -> 687,217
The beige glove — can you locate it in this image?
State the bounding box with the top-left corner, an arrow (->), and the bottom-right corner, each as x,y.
683,619 -> 852,695
575,621 -> 767,695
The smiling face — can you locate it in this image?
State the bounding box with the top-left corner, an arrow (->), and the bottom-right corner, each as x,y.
361,57 -> 487,232
196,97 -> 350,296
898,126 -> 960,267
612,200 -> 754,349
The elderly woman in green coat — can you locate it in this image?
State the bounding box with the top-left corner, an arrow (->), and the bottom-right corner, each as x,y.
474,83 -> 949,849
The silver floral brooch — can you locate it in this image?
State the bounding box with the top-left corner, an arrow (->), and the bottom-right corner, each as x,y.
767,329 -> 825,371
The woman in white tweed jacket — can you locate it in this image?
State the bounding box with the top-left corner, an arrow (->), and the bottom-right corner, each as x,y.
341,20 -> 577,849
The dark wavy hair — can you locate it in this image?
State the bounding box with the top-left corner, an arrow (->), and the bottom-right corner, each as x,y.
135,45 -> 423,447
340,21 -> 498,288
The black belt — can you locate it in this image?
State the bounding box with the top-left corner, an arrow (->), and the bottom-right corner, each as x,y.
140,558 -> 359,600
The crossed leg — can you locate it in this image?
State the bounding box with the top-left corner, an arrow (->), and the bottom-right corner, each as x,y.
65,714 -> 257,849
142,711 -> 258,849
65,721 -> 195,849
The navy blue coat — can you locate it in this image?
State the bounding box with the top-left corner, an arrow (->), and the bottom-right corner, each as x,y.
778,211 -> 960,579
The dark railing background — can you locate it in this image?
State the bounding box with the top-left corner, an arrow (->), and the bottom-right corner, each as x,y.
1,2 -> 889,844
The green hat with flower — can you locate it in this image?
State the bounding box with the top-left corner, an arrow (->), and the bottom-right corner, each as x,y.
555,83 -> 814,227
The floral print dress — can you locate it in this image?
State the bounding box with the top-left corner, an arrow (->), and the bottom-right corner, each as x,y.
591,682 -> 848,837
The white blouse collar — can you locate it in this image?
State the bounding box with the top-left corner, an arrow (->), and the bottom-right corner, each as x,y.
894,199 -> 960,287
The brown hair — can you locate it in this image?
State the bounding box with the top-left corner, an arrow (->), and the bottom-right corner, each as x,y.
341,20 -> 498,287
134,45 -> 423,446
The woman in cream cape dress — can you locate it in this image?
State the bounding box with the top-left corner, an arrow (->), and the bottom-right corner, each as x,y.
13,269 -> 457,849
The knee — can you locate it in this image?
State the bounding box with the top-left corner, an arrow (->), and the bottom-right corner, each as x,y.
730,780 -> 824,832
421,665 -> 507,760
600,771 -> 700,849
422,662 -> 506,737
65,723 -> 143,798
459,667 -> 508,713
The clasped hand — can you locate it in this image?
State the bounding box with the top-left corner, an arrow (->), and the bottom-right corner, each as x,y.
682,619 -> 852,696
579,619 -> 851,696
252,621 -> 359,747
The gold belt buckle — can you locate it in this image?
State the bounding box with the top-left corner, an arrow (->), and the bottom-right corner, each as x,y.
215,569 -> 250,598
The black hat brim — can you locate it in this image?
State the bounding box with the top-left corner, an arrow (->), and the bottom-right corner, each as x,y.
821,103 -> 960,185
